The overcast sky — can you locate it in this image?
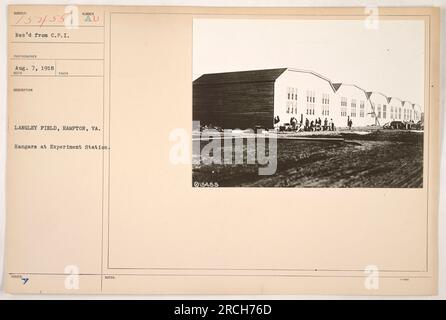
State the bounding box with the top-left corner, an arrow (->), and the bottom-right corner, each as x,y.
193,18 -> 425,106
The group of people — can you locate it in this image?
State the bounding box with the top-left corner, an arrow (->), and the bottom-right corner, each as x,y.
303,117 -> 335,132
274,115 -> 355,132
275,115 -> 337,132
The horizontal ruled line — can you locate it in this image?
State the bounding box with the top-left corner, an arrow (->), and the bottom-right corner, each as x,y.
10,25 -> 104,27
7,272 -> 433,279
10,41 -> 104,44
10,75 -> 103,78
10,58 -> 104,61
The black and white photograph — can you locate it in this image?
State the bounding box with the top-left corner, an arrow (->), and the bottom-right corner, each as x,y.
192,18 -> 425,188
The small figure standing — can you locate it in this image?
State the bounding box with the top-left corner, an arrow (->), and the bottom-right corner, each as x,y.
274,115 -> 280,130
290,116 -> 297,130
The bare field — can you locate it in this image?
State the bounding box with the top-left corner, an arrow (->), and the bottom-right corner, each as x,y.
192,130 -> 424,188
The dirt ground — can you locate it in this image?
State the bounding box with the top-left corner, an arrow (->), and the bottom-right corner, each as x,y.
192,130 -> 424,188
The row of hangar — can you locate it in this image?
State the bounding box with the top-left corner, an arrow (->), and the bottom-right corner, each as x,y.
192,68 -> 424,129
